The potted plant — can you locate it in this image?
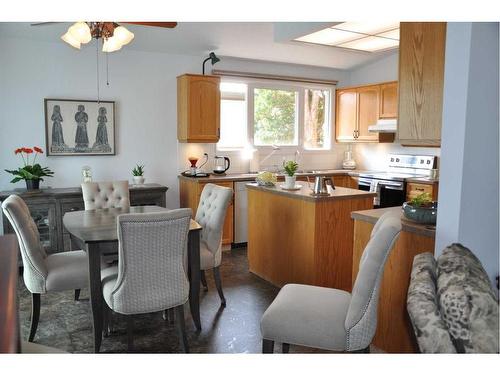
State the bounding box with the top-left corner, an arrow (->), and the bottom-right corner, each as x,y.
402,192 -> 438,225
282,160 -> 299,189
5,147 -> 54,190
132,164 -> 145,185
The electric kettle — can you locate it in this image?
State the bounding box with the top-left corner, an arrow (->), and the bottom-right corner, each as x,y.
213,156 -> 231,174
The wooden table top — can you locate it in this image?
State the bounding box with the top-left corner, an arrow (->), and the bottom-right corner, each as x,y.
63,206 -> 201,243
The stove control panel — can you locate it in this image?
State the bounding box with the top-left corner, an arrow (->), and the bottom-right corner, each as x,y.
388,154 -> 436,170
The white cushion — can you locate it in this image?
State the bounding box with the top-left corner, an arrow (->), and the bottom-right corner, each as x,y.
45,250 -> 89,292
81,180 -> 130,210
261,284 -> 351,351
200,241 -> 222,270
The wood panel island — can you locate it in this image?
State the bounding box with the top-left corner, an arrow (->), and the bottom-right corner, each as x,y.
247,182 -> 375,291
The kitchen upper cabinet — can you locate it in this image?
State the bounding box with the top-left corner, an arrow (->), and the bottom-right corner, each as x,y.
335,89 -> 358,142
397,23 -> 446,146
177,74 -> 221,143
356,86 -> 380,142
379,82 -> 398,119
335,82 -> 395,143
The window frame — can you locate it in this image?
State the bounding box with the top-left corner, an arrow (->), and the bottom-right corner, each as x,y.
217,77 -> 335,154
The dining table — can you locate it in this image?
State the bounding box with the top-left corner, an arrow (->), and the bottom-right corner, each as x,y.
63,205 -> 202,353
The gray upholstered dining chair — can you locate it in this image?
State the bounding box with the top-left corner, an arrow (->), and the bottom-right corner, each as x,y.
81,180 -> 130,210
100,209 -> 192,352
81,180 -> 130,266
1,195 -> 89,342
260,211 -> 402,353
195,183 -> 233,307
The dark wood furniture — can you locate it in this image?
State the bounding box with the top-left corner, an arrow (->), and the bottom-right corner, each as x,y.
0,184 -> 168,256
62,205 -> 202,353
0,234 -> 20,353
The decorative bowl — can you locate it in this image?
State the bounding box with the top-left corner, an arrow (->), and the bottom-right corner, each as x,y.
402,201 -> 438,225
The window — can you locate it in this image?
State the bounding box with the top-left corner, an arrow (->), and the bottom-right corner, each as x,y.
303,89 -> 330,150
253,88 -> 298,146
218,83 -> 248,149
217,79 -> 333,151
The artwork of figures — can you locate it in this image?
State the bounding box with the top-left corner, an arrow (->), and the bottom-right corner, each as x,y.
44,99 -> 115,156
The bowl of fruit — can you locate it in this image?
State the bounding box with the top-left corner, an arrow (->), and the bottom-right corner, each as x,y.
402,192 -> 438,225
255,171 -> 278,187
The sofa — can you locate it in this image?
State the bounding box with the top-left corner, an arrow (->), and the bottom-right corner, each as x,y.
407,243 -> 499,353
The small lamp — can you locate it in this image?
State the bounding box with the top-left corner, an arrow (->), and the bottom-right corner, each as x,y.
202,52 -> 220,75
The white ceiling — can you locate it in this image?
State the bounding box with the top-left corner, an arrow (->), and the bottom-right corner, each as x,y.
0,22 -> 397,70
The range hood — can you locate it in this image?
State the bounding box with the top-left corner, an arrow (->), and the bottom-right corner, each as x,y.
368,118 -> 397,133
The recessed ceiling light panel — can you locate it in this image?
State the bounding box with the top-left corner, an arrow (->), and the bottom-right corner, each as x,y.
338,35 -> 399,52
295,28 -> 363,46
333,21 -> 400,35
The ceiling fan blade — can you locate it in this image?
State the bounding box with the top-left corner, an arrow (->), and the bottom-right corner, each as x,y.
123,22 -> 177,28
30,22 -> 63,27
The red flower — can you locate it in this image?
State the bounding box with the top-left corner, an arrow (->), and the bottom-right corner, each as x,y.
14,148 -> 23,155
23,147 -> 33,154
34,146 -> 43,154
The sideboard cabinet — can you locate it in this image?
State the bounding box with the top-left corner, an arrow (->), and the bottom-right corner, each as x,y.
0,183 -> 168,254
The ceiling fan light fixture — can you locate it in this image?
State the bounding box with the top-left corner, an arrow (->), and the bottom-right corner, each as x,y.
113,26 -> 134,46
68,22 -> 92,44
102,36 -> 123,53
61,31 -> 81,49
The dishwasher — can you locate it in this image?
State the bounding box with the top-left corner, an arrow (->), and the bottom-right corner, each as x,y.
234,181 -> 248,244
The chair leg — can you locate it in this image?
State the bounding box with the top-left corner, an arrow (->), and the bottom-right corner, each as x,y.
352,346 -> 370,353
162,308 -> 175,323
126,315 -> 134,352
213,266 -> 226,307
174,305 -> 189,353
200,270 -> 208,291
74,289 -> 81,301
282,343 -> 290,353
262,339 -> 274,353
103,304 -> 111,337
28,293 -> 41,342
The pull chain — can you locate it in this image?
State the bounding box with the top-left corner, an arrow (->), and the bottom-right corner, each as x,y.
106,51 -> 109,86
96,39 -> 100,103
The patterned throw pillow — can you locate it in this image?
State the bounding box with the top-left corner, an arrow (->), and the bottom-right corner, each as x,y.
407,252 -> 457,353
437,243 -> 499,353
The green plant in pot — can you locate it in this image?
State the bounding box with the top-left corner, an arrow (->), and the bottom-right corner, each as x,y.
282,160 -> 299,189
132,164 -> 145,185
402,192 -> 438,225
5,147 -> 54,190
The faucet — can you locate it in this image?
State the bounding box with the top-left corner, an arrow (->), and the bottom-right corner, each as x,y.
259,145 -> 280,171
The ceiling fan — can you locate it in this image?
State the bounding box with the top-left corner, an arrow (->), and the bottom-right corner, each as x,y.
31,22 -> 177,52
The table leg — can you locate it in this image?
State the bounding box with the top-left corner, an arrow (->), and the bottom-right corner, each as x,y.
86,242 -> 103,353
188,230 -> 201,331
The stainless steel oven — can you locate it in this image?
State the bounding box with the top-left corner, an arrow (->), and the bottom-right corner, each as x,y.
358,177 -> 406,208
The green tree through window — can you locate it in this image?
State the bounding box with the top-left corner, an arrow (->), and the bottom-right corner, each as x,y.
254,88 -> 297,145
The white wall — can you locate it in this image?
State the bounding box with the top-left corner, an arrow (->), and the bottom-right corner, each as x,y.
435,22 -> 499,286
0,36 -> 350,214
347,51 -> 399,87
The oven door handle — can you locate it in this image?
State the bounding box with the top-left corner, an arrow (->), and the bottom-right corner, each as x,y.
378,181 -> 404,191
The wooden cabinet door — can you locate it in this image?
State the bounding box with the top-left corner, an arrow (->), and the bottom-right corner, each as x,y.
398,23 -> 446,146
177,74 -> 220,143
198,181 -> 234,245
356,86 -> 379,142
379,82 -> 398,119
335,89 -> 357,142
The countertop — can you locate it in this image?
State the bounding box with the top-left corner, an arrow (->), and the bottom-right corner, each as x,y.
178,169 -> 355,182
405,177 -> 439,184
246,182 -> 376,202
351,206 -> 436,238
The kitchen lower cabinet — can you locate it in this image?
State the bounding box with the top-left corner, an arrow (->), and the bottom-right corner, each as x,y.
179,178 -> 234,245
406,182 -> 439,201
0,184 -> 168,255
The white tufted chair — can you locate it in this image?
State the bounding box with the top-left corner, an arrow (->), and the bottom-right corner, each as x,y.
100,209 -> 192,352
82,180 -> 130,265
1,195 -> 89,342
81,180 -> 130,210
260,211 -> 402,353
195,184 -> 233,307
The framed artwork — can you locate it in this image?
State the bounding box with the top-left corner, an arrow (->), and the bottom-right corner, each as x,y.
44,99 -> 115,156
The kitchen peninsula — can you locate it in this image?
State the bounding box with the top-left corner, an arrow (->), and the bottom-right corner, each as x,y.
247,182 -> 375,291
